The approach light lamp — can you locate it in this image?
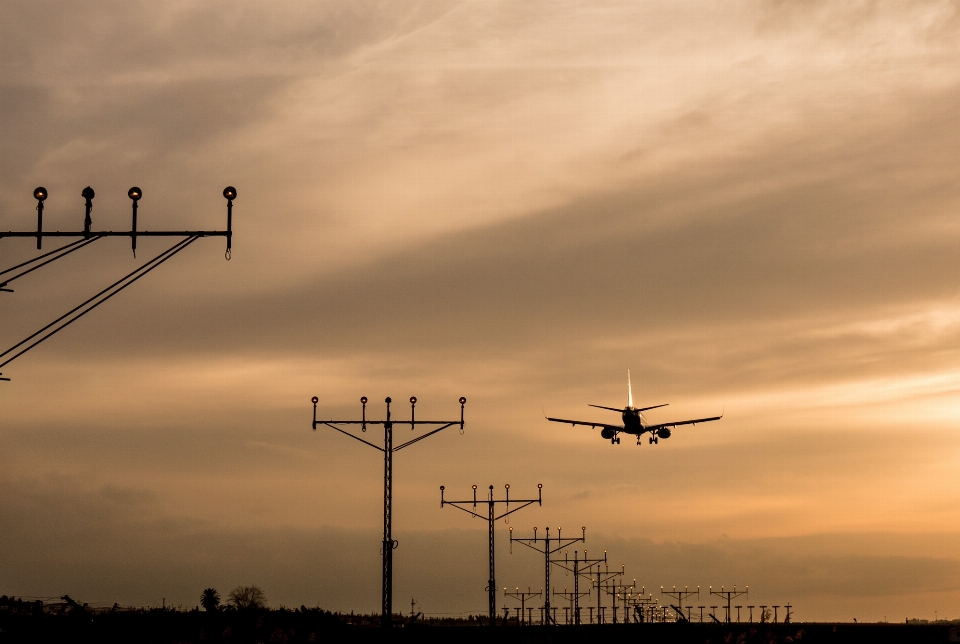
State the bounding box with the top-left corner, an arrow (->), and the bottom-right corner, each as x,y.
81,186 -> 95,201
459,396 -> 466,404
33,187 -> 47,201
223,186 -> 237,200
128,186 -> 142,201
410,396 -> 417,404
311,396 -> 319,404
385,396 -> 392,404
360,396 -> 368,404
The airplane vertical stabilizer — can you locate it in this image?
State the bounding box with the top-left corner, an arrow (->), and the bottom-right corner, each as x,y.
627,369 -> 633,409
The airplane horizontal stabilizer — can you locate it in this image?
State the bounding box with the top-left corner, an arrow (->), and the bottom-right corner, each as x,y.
635,403 -> 668,412
588,404 -> 624,412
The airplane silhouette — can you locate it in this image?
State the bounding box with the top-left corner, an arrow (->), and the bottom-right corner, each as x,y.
546,370 -> 722,445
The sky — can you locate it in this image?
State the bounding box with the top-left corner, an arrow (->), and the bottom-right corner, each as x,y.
2,0 -> 960,622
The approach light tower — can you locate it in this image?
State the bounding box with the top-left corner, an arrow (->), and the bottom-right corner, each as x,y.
0,186 -> 236,381
510,526 -> 587,625
440,483 -> 542,627
312,395 -> 466,628
504,587 -> 541,626
584,559 -> 622,623
551,548 -> 607,624
661,586 -> 699,622
710,585 -> 747,624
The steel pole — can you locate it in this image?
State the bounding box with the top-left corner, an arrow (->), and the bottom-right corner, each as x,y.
381,402 -> 393,628
612,580 -> 618,624
596,568 -> 602,623
544,529 -> 551,624
574,554 -> 581,625
487,489 -> 495,627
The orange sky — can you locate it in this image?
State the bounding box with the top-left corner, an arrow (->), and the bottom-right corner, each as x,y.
1,0 -> 959,621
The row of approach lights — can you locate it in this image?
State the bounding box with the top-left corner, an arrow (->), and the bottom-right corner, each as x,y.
311,395 -> 468,432
31,185 -> 237,203
30,185 -> 237,254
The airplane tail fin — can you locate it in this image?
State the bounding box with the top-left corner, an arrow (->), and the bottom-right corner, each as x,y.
627,369 -> 633,409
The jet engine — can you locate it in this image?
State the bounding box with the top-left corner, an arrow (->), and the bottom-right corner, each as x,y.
657,428 -> 672,439
600,427 -> 617,440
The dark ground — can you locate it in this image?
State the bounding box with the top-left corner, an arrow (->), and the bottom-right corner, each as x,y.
0,611 -> 957,644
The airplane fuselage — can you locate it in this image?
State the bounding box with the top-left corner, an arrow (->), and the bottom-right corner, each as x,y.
622,408 -> 644,434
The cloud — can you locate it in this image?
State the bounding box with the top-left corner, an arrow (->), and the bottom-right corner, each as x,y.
3,0 -> 960,620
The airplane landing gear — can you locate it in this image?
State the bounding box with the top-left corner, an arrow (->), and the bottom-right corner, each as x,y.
649,436 -> 658,444
616,437 -> 621,444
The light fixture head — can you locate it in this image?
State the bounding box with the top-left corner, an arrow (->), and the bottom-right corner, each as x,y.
223,186 -> 237,200
33,187 -> 47,201
311,396 -> 319,404
409,396 -> 416,404
360,396 -> 367,404
459,396 -> 466,404
81,186 -> 95,200
128,186 -> 142,201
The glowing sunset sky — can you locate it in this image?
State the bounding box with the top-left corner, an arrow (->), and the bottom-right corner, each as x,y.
2,0 -> 959,621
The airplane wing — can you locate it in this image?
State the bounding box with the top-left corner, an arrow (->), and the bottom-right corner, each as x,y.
545,416 -> 623,432
645,414 -> 722,432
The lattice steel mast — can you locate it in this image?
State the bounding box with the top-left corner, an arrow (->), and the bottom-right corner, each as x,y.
551,548 -> 606,625
312,395 -> 466,628
584,558 -> 621,624
440,483 -> 541,626
504,587 -> 541,626
661,585 -> 699,622
710,585 -> 747,624
509,526 -> 586,625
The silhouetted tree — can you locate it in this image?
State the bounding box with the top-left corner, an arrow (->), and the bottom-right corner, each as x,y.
200,588 -> 220,612
228,585 -> 266,610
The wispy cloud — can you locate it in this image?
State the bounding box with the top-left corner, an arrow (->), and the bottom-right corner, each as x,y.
2,0 -> 960,618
